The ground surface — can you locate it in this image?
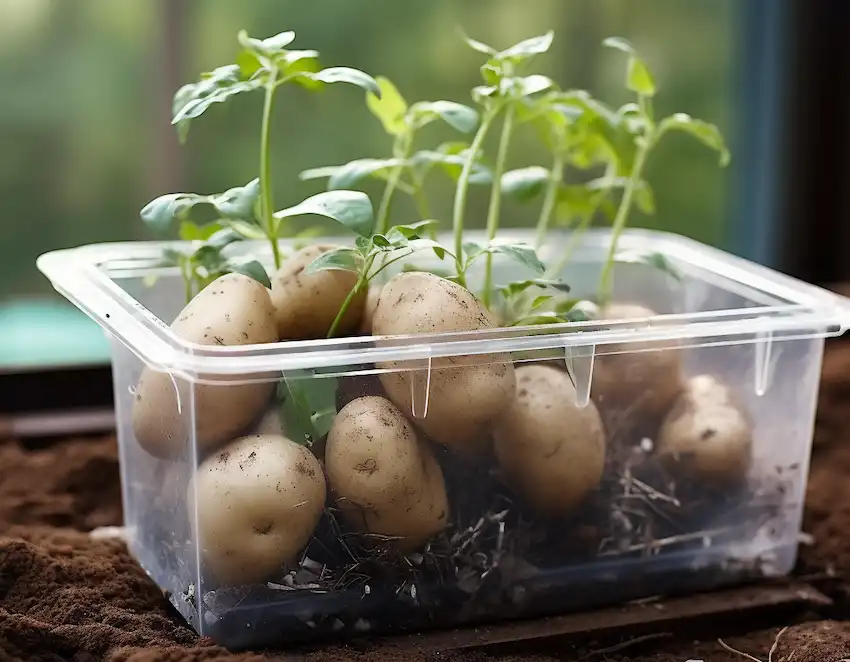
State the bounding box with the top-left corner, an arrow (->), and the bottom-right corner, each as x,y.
3,334 -> 850,661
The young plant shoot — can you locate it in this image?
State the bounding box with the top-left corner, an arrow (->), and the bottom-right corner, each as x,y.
300,76 -> 491,238
140,29 -> 382,299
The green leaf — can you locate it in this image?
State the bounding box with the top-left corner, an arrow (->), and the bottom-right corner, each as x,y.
499,32 -> 555,60
366,76 -> 408,137
355,235 -> 372,254
238,29 -> 296,57
502,75 -> 554,99
409,101 -> 479,134
658,113 -> 731,166
480,61 -> 502,86
614,250 -> 682,281
274,190 -> 375,238
458,29 -> 497,56
227,259 -> 271,288
141,193 -> 207,233
304,247 -> 363,275
485,242 -> 545,274
556,298 -> 599,321
499,278 -> 570,299
299,67 -> 381,97
462,241 -> 484,260
472,85 -> 498,104
206,228 -> 244,250
179,220 -> 223,241
299,158 -> 406,190
236,50 -> 262,78
501,166 -> 551,201
531,295 -> 553,311
222,219 -> 267,240
261,30 -> 297,51
279,375 -> 339,446
172,65 -> 262,124
602,36 -> 656,97
192,244 -> 227,274
497,31 -> 555,61
372,234 -> 392,248
386,220 -> 439,241
282,51 -> 321,81
213,178 -> 261,219
172,83 -> 197,144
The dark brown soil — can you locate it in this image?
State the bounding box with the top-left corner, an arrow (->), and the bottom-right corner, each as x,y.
4,332 -> 850,661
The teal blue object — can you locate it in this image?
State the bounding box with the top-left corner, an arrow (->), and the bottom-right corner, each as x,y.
0,299 -> 110,369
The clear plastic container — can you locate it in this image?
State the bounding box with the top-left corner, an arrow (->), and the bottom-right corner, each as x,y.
37,228 -> 850,649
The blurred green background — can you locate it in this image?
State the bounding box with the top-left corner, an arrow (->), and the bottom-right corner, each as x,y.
0,0 -> 738,367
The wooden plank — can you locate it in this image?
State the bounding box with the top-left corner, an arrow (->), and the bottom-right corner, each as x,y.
380,581 -> 832,654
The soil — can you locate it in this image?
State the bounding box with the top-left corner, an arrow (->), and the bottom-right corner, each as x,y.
4,331 -> 850,660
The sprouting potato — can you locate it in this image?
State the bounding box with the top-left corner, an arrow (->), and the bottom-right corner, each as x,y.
271,244 -> 366,340
132,273 -> 278,460
494,364 -> 606,516
372,272 -> 516,450
325,396 -> 448,550
358,284 -> 383,335
591,302 -> 684,426
190,434 -> 326,586
656,374 -> 753,485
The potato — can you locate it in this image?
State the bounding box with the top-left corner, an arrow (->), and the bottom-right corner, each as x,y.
357,284 -> 383,335
325,396 -> 448,550
494,365 -> 606,516
656,374 -> 753,485
132,273 -> 278,460
591,302 -> 683,425
191,434 -> 326,586
373,272 -> 516,450
271,244 -> 366,339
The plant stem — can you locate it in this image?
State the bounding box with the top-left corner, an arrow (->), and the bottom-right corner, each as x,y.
327,275 -> 365,339
545,203 -> 598,278
327,255 -> 375,338
482,104 -> 516,308
597,138 -> 652,304
452,109 -> 496,286
259,73 -> 281,270
534,153 -> 564,251
376,134 -> 412,235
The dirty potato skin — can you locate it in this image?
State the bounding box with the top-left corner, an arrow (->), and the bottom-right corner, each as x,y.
132,273 -> 278,460
271,244 -> 366,339
591,302 -> 684,424
494,365 -> 606,516
191,434 -> 326,586
325,396 -> 448,551
657,374 -> 753,485
373,272 -> 516,450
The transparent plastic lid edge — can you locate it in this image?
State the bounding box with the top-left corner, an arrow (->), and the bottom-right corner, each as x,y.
36,229 -> 850,375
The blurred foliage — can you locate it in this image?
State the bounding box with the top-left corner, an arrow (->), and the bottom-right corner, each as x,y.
0,0 -> 735,298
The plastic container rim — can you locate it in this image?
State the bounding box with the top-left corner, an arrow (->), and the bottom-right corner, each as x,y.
36,228 -> 850,375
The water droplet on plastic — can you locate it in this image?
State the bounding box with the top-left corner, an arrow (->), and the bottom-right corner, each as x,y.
127,385 -> 137,396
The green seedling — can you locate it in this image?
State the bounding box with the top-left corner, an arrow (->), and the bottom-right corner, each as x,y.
300,77 -> 492,238
451,29 -> 556,304
305,220 -> 447,337
594,37 -> 729,303
140,28 -> 381,293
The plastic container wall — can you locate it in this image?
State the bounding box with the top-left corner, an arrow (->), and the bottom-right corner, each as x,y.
37,229 -> 850,649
